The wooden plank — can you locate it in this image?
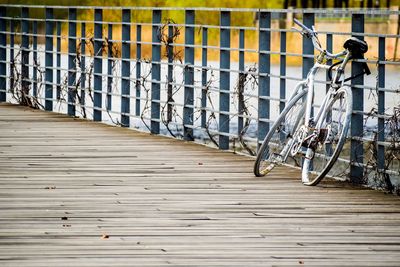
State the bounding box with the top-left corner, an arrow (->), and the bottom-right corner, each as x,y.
1,103 -> 400,266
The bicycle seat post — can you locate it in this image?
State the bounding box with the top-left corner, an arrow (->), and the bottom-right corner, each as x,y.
332,51 -> 352,87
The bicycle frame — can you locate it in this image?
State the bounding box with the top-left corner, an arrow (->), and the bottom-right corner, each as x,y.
288,51 -> 352,133
254,18 -> 367,184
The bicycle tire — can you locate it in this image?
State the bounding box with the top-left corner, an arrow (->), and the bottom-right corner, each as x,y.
254,89 -> 307,177
302,86 -> 352,186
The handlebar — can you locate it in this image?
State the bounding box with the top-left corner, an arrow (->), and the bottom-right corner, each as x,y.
293,18 -> 314,38
293,18 -> 347,59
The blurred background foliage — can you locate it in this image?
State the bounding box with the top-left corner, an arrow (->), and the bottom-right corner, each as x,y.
0,0 -> 398,63
0,0 -> 397,9
0,0 -> 397,27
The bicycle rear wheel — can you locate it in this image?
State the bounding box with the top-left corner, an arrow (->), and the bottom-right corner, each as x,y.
302,86 -> 352,185
254,89 -> 307,177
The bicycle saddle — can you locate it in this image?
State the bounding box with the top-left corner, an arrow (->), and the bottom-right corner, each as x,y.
343,37 -> 368,58
341,37 -> 371,78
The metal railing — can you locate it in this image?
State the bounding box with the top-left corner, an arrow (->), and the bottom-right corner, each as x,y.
0,5 -> 399,190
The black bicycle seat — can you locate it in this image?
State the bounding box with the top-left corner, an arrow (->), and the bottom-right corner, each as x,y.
343,37 -> 368,58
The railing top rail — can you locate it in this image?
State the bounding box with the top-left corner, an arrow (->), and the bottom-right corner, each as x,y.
0,5 -> 399,15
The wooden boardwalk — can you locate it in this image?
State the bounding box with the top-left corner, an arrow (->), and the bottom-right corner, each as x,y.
1,103 -> 400,266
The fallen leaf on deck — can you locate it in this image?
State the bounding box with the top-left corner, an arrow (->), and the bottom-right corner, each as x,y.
44,186 -> 56,189
101,234 -> 110,239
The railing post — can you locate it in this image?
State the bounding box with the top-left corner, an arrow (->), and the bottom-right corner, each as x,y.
0,6 -> 6,102
45,8 -> 53,111
326,34 -> 333,93
121,9 -> 131,127
184,10 -> 195,141
32,21 -> 37,98
279,30 -> 286,113
238,29 -> 245,135
201,27 -> 208,129
93,8 -> 103,121
68,8 -> 77,116
219,10 -> 231,150
377,37 -> 385,175
80,22 -> 86,108
302,12 -> 315,164
21,7 -> 29,105
135,24 -> 141,117
9,20 -> 14,93
258,11 -> 271,147
350,13 -> 365,183
56,21 -> 61,100
151,10 -> 161,134
167,23 -> 174,124
325,34 -> 333,155
107,23 -> 113,112
302,13 -> 315,80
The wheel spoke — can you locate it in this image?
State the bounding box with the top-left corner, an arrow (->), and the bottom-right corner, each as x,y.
254,90 -> 307,177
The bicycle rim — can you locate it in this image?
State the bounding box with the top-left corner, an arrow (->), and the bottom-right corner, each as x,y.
302,87 -> 352,185
254,90 -> 307,177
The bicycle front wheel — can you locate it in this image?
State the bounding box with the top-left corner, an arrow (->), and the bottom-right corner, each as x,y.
302,86 -> 352,186
254,89 -> 307,177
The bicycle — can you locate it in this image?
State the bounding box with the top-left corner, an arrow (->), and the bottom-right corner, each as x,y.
253,18 -> 371,186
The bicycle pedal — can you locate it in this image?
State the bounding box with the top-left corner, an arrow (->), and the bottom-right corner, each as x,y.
301,139 -> 318,149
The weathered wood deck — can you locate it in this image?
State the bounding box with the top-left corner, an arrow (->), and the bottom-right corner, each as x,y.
1,103 -> 400,266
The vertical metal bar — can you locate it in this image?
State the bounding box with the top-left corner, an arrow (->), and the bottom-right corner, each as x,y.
68,8 -> 77,116
80,22 -> 86,108
219,11 -> 231,150
0,6 -> 5,102
45,8 -> 54,111
21,7 -> 29,105
279,31 -> 286,113
325,33 -> 333,155
151,10 -> 161,134
56,21 -> 61,100
167,23 -> 174,123
302,12 -> 315,151
258,11 -> 271,147
135,24 -> 141,117
184,10 -> 195,141
350,13 -> 365,183
326,33 -> 333,93
32,21 -> 37,98
93,8 -> 103,121
278,29 -> 287,144
107,23 -> 112,112
238,29 -> 245,136
10,20 -> 14,93
121,9 -> 131,127
377,37 -> 385,173
302,13 -> 314,79
201,27 -> 207,129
